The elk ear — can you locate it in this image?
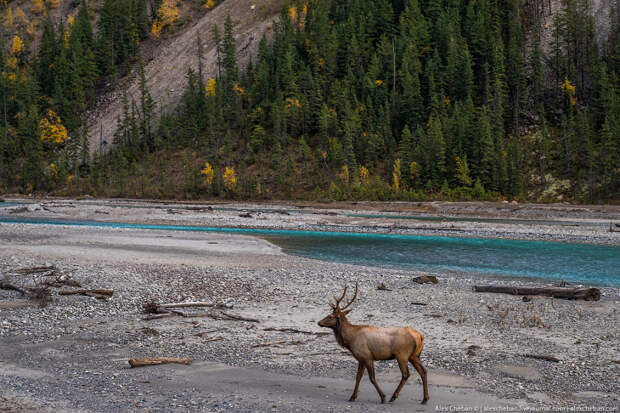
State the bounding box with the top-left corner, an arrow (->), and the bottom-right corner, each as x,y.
341,309 -> 352,316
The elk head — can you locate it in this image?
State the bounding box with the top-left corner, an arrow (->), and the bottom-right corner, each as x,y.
318,283 -> 358,328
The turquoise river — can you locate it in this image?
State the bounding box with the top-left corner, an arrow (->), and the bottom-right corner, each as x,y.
0,215 -> 618,287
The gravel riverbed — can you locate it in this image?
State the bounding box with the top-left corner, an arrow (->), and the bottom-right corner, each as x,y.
0,199 -> 618,412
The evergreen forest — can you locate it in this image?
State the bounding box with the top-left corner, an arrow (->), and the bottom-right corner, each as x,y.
1,0 -> 619,202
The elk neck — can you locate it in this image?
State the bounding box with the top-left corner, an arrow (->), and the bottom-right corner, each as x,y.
333,314 -> 356,350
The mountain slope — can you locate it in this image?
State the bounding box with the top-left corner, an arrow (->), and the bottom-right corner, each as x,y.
87,0 -> 281,152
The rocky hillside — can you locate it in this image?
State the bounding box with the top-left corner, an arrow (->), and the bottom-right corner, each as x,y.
86,0 -> 283,152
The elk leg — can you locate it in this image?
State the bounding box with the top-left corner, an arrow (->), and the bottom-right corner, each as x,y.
389,357 -> 410,402
349,362 -> 366,401
365,361 -> 386,403
410,355 -> 429,404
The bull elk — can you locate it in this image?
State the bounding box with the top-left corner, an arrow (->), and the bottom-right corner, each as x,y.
318,284 -> 429,404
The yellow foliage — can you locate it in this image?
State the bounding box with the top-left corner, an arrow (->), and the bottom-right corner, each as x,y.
200,162 -> 214,185
321,151 -> 327,160
359,166 -> 369,186
288,6 -> 296,24
68,14 -> 75,26
15,7 -> 27,24
151,0 -> 179,38
4,8 -> 13,28
11,36 -> 23,54
32,0 -> 45,15
223,166 -> 237,191
339,164 -> 349,184
151,20 -> 163,38
63,27 -> 70,47
233,82 -> 245,95
298,3 -> 307,29
409,161 -> 418,179
66,174 -> 75,187
7,72 -> 17,81
561,77 -> 577,106
205,78 -> 216,96
392,158 -> 401,191
285,97 -> 301,109
40,109 -> 68,144
205,0 -> 215,8
375,79 -> 383,86
49,162 -> 59,180
46,0 -> 60,9
26,22 -> 36,37
7,56 -> 18,70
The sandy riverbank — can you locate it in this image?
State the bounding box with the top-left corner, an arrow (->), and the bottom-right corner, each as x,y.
0,200 -> 618,412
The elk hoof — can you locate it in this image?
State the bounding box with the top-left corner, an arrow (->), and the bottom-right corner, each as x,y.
389,396 -> 397,403
380,396 -> 386,404
421,398 -> 428,405
348,396 -> 356,402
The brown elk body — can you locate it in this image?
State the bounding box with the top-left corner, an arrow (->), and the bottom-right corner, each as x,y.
318,284 -> 429,404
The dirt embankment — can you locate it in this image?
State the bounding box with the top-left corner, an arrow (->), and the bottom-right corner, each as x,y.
87,0 -> 283,152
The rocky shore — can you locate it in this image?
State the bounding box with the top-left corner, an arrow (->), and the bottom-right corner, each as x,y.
0,199 -> 618,412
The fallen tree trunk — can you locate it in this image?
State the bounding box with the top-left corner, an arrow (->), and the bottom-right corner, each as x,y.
263,327 -> 329,336
58,289 -> 114,296
128,357 -> 193,367
473,285 -> 600,301
10,266 -> 56,275
58,289 -> 114,300
143,313 -> 177,321
160,302 -> 217,309
0,280 -> 27,295
523,354 -> 560,363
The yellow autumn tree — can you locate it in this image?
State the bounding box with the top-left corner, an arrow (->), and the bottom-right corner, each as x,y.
200,162 -> 214,186
151,0 -> 179,38
26,22 -> 36,37
561,77 -> 577,106
223,166 -> 237,192
4,8 -> 13,28
40,109 -> 68,144
339,164 -> 349,184
15,7 -> 27,24
359,166 -> 369,187
45,0 -> 60,9
205,78 -> 216,96
409,161 -> 419,184
205,0 -> 215,8
7,56 -> 18,70
11,35 -> 23,55
392,159 -> 402,191
32,0 -> 45,14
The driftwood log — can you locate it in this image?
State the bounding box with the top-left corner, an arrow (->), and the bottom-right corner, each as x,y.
128,357 -> 193,367
160,301 -> 217,309
413,275 -> 439,284
473,285 -> 600,301
58,289 -> 114,300
263,327 -> 329,336
523,354 -> 560,363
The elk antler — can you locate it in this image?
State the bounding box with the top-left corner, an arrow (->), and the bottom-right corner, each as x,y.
340,283 -> 358,311
331,285 -> 348,309
330,283 -> 358,311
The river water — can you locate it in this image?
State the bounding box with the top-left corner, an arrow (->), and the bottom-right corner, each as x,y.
1,215 -> 618,287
